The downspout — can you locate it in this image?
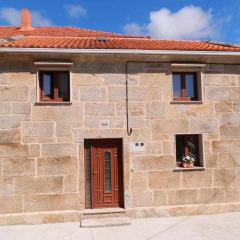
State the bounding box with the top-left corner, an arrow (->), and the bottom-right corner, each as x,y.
126,62 -> 133,136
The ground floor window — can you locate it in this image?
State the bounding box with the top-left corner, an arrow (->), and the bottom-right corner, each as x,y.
176,134 -> 203,168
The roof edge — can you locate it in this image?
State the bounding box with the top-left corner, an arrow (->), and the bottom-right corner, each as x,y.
0,47 -> 240,56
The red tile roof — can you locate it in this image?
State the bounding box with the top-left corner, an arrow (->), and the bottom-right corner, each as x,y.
0,26 -> 240,52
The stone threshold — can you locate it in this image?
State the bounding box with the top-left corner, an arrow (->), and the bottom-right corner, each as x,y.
34,102 -> 72,106
83,208 -> 126,215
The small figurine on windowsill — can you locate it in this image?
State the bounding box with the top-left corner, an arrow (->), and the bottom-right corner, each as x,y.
182,156 -> 195,168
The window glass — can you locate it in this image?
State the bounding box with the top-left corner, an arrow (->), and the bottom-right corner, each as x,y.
173,74 -> 181,98
42,73 -> 52,98
57,72 -> 69,100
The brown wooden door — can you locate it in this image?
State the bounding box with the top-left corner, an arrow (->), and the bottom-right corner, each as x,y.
91,139 -> 123,208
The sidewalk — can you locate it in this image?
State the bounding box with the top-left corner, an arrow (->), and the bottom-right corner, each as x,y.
0,212 -> 239,240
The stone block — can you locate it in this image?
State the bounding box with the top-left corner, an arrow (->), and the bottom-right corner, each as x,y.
73,73 -> 104,86
0,195 -> 23,214
37,156 -> 78,175
146,101 -> 165,119
233,102 -> 240,112
31,105 -> 83,122
167,103 -> 214,119
131,190 -> 152,207
30,144 -> 40,157
167,189 -> 198,205
14,176 -> 63,194
225,188 -> 240,202
63,175 -> 78,193
56,122 -> 80,137
3,158 -> 35,177
153,190 -> 167,206
190,119 -> 219,133
215,101 -> 233,112
181,170 -> 213,188
0,129 -> 20,144
42,144 -> 77,157
0,103 -> 11,115
221,125 -> 240,139
133,155 -> 175,170
108,86 -> 125,102
214,169 -> 235,187
131,172 -> 147,190
147,141 -> 162,154
23,193 -> 80,212
212,140 -> 240,153
152,119 -> 189,133
128,86 -> 151,101
0,115 -> 29,129
22,122 -> 54,137
148,171 -> 181,189
0,86 -> 28,101
80,87 -> 106,101
85,103 -> 115,115
0,144 -> 28,157
207,87 -> 240,101
220,112 -> 240,125
203,74 -> 238,86
198,188 -> 225,203
0,178 -> 13,195
12,103 -> 31,114
228,153 -> 240,167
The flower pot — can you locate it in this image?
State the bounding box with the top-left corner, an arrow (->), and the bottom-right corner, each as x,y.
183,162 -> 194,168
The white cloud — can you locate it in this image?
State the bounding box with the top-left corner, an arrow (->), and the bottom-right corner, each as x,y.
0,7 -> 53,26
124,5 -> 216,40
64,4 -> 87,18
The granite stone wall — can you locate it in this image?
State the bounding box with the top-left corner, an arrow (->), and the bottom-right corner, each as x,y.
0,58 -> 240,224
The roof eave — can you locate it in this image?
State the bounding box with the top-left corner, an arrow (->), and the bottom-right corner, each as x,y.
0,47 -> 240,56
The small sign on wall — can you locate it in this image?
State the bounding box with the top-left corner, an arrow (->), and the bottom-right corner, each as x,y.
129,142 -> 145,153
100,120 -> 109,129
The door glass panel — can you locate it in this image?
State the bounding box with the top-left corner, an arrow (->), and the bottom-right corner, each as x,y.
104,151 -> 111,193
42,73 -> 52,98
85,140 -> 91,208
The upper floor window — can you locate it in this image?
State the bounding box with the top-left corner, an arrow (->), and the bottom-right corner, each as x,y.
39,71 -> 70,102
172,72 -> 199,101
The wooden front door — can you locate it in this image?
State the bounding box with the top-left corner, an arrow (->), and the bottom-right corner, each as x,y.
90,139 -> 123,208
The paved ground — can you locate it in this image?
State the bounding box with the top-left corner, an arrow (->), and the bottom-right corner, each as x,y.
0,212 -> 239,240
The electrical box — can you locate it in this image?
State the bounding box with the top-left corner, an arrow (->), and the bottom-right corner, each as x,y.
129,142 -> 145,153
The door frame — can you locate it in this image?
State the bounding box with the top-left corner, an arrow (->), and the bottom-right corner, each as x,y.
84,138 -> 124,209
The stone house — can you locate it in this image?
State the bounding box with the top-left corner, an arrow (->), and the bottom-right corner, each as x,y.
0,9 -> 240,226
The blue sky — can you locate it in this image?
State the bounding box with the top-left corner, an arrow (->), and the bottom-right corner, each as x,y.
0,0 -> 239,43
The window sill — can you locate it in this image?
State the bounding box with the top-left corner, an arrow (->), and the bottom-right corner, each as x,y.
34,102 -> 72,106
170,101 -> 203,104
173,166 -> 205,172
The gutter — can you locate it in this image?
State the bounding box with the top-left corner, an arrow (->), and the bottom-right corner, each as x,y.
0,48 -> 240,56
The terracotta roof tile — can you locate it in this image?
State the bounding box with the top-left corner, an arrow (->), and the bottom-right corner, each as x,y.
0,26 -> 239,52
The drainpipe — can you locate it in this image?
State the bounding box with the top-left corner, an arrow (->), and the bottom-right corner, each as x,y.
126,62 -> 133,136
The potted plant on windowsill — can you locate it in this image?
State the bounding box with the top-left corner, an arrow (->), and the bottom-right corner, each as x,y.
182,156 -> 195,168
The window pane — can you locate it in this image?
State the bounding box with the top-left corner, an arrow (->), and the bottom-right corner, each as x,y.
186,135 -> 198,163
186,74 -> 197,99
176,135 -> 184,162
173,74 -> 181,97
57,72 -> 69,100
104,151 -> 111,193
42,73 -> 52,98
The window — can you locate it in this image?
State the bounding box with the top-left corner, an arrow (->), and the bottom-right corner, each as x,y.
175,134 -> 203,167
39,71 -> 70,102
172,72 -> 199,101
